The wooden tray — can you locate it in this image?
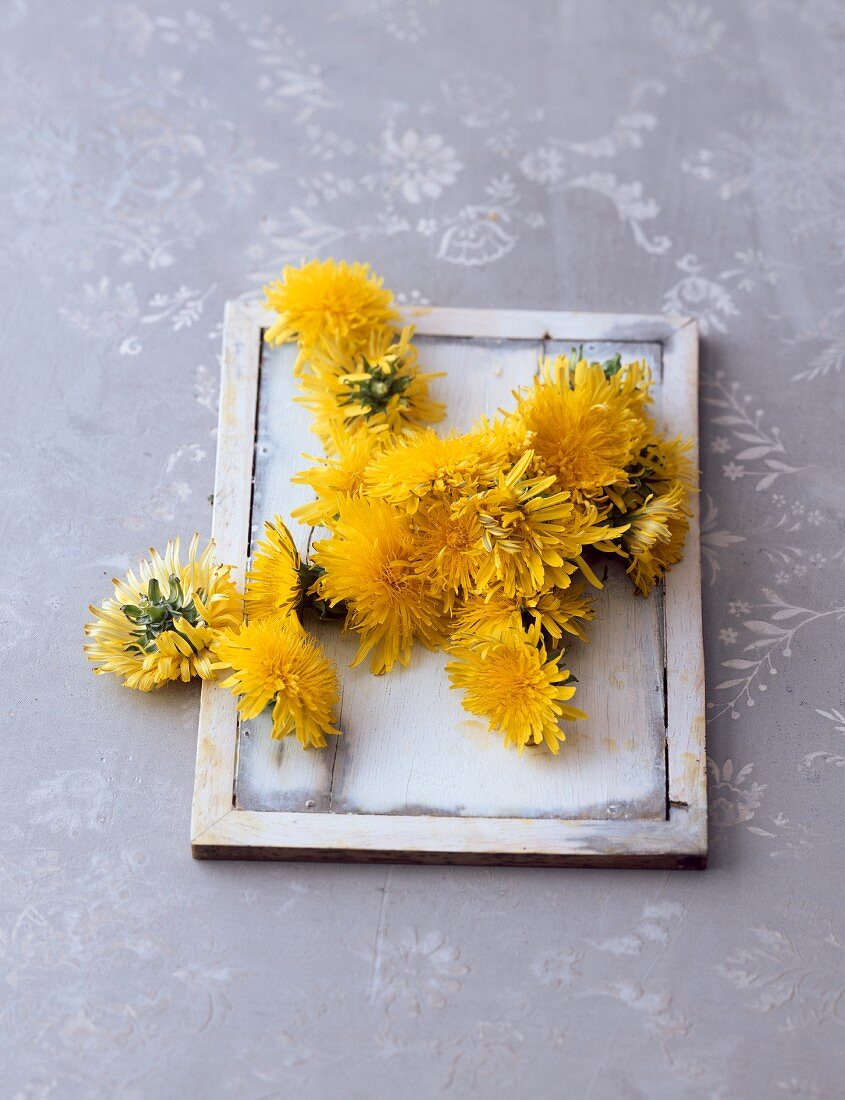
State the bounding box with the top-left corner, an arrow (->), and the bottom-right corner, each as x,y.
191,304 -> 705,867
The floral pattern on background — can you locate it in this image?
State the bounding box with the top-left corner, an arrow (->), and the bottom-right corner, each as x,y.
1,1 -> 843,1096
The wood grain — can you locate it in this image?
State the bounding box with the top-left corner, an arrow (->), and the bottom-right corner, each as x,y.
190,302 -> 259,840
193,806 -> 706,868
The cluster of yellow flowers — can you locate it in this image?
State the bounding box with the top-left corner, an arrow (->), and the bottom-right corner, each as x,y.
85,259 -> 693,757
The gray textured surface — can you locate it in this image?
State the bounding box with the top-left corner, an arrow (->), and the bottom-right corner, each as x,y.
2,2 -> 844,1096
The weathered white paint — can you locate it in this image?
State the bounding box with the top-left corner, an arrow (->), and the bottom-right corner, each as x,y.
237,336 -> 667,821
193,305 -> 705,866
191,301 -> 259,841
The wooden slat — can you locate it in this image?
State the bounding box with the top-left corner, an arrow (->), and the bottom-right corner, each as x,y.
191,303 -> 260,838
236,301 -> 685,344
193,806 -> 706,868
662,320 -> 706,837
233,342 -> 338,811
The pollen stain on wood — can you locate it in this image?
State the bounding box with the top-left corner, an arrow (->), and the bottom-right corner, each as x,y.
680,752 -> 704,788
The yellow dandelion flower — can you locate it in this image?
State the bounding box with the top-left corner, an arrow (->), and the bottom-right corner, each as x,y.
411,498 -> 486,609
604,432 -> 695,593
623,483 -> 692,595
640,433 -> 694,489
84,536 -> 241,691
263,258 -> 398,367
453,583 -> 595,649
523,583 -> 595,643
471,413 -> 528,467
446,633 -> 586,754
298,325 -> 445,445
311,496 -> 448,674
543,350 -> 653,412
451,590 -> 526,649
245,517 -> 305,622
214,616 -> 340,748
463,451 -> 625,597
516,354 -> 650,500
292,426 -> 390,528
365,427 -> 508,513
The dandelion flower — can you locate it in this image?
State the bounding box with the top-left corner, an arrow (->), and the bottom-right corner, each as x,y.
311,496 -> 447,674
450,590 -> 526,649
608,433 -> 695,593
638,433 -> 694,489
245,517 -> 306,622
292,427 -> 390,528
84,536 -> 241,691
453,583 -> 594,650
623,483 -> 691,595
521,584 -> 595,644
470,413 -> 528,467
365,427 -> 508,513
516,355 -> 650,500
299,325 -> 444,444
263,258 -> 398,367
214,616 -> 340,748
446,633 -> 585,753
412,498 -> 486,608
463,451 -> 625,597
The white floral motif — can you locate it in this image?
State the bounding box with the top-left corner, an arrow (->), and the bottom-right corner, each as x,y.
699,494 -> 744,583
711,589 -> 845,722
663,254 -> 739,333
248,208 -> 346,282
684,108 -> 845,251
0,600 -> 30,653
746,814 -> 819,859
441,69 -> 517,156
599,981 -> 691,1039
719,907 -> 845,1029
568,111 -> 659,158
702,371 -> 805,489
0,845 -> 239,1082
531,946 -> 582,988
652,2 -> 726,61
206,122 -> 277,207
27,769 -> 115,836
246,17 -> 334,115
788,286 -> 845,383
800,708 -> 845,773
59,278 -> 140,340
141,285 -> 215,331
590,902 -> 685,958
708,758 -> 766,829
436,174 -> 518,266
381,128 -> 463,204
372,929 -> 468,1017
442,1018 -> 526,1093
339,0 -> 442,44
519,146 -> 567,185
567,173 -> 671,255
154,11 -> 215,51
195,363 -> 220,416
119,442 -> 208,527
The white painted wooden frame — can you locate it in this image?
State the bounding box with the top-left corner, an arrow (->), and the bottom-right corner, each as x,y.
192,303 -> 705,867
